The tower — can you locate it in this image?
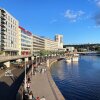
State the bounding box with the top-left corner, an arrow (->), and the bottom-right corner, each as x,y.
55,34 -> 63,49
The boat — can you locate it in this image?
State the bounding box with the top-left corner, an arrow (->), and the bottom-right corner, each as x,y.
72,54 -> 79,62
66,57 -> 71,63
65,49 -> 79,63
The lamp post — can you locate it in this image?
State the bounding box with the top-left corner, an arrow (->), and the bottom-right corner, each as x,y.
36,56 -> 37,66
31,57 -> 34,75
24,61 -> 27,91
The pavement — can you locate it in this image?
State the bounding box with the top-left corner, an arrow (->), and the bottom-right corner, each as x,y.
28,62 -> 65,100
30,70 -> 56,100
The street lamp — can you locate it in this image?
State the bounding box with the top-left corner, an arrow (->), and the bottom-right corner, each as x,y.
31,57 -> 34,75
24,61 -> 27,91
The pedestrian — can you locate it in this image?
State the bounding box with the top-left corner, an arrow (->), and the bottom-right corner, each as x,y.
36,97 -> 40,100
23,90 -> 29,100
28,91 -> 33,100
40,96 -> 46,100
27,82 -> 30,93
28,76 -> 31,83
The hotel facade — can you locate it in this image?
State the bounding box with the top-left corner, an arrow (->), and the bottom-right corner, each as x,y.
0,8 -> 19,56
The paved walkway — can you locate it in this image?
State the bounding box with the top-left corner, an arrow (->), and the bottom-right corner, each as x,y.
30,70 -> 56,100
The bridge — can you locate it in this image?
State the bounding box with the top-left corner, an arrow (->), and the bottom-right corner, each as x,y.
77,51 -> 98,54
0,55 -> 33,63
0,55 -> 34,68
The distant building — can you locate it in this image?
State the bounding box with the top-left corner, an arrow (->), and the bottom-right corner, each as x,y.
33,35 -> 45,55
0,8 -> 19,56
19,26 -> 33,55
55,34 -> 63,49
44,38 -> 58,51
66,47 -> 75,52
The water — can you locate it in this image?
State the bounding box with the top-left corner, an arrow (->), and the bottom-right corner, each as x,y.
50,55 -> 100,100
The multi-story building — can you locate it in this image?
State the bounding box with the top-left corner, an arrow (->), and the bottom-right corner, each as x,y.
0,8 -> 19,56
44,38 -> 58,51
19,26 -> 33,55
33,35 -> 45,55
55,34 -> 63,49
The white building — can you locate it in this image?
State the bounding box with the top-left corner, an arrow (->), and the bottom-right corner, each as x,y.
0,8 -> 19,56
55,34 -> 63,49
66,47 -> 75,52
19,26 -> 33,55
44,38 -> 58,51
33,35 -> 45,55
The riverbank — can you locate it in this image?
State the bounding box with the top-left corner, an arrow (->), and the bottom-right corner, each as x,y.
47,58 -> 65,100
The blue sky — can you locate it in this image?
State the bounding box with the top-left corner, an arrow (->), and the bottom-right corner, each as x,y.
0,0 -> 100,44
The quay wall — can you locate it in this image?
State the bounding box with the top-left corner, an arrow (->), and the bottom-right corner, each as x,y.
47,58 -> 65,100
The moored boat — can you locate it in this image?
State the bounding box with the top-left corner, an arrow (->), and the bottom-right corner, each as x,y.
72,54 -> 79,62
66,57 -> 71,63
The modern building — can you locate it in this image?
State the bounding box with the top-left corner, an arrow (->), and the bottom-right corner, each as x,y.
44,38 -> 58,51
55,34 -> 63,49
0,8 -> 19,56
0,8 -> 65,56
19,26 -> 33,55
33,35 -> 45,55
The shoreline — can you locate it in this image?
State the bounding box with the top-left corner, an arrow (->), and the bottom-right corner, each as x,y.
47,58 -> 65,100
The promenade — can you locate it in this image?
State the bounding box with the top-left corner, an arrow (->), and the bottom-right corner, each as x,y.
30,71 -> 56,100
28,61 -> 65,100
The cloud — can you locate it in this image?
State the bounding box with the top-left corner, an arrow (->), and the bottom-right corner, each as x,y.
94,0 -> 100,7
88,25 -> 100,28
93,12 -> 100,25
88,0 -> 100,7
64,9 -> 85,22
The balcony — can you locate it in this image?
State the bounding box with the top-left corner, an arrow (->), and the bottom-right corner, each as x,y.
1,26 -> 6,32
1,43 -> 6,48
1,9 -> 5,13
1,16 -> 6,20
1,20 -> 6,24
1,24 -> 6,28
1,39 -> 6,42
2,12 -> 6,17
1,31 -> 6,35
1,35 -> 6,39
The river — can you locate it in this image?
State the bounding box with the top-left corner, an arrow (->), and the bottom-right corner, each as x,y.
50,55 -> 100,100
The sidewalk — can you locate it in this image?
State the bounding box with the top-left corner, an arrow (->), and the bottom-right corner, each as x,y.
30,71 -> 56,100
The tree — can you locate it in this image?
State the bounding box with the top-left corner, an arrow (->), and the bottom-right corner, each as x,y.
0,51 -> 4,55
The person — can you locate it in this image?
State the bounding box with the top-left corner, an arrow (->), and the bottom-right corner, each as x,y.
40,96 -> 46,100
28,91 -> 33,100
28,76 -> 31,83
23,90 -> 29,100
27,82 -> 30,93
36,97 -> 40,100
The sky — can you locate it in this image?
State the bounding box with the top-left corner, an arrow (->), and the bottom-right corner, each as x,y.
0,0 -> 100,44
